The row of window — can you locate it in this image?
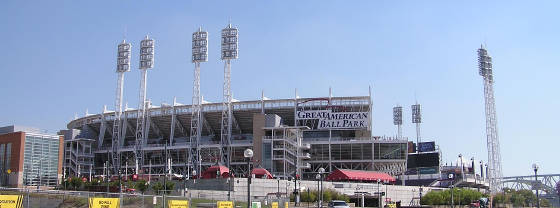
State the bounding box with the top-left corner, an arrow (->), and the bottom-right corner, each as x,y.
23,136 -> 60,187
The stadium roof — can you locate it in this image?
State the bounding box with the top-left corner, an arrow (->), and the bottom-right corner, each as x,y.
326,169 -> 395,182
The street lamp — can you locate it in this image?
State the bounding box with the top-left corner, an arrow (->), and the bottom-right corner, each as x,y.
533,163 -> 540,208
449,174 -> 454,208
315,174 -> 320,208
458,154 -> 464,180
318,168 -> 325,207
276,176 -> 281,198
419,186 -> 424,205
377,179 -> 381,208
244,149 -> 253,208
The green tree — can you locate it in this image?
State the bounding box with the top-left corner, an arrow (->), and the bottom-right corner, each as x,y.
420,189 -> 485,205
151,182 -> 163,194
164,181 -> 175,194
134,180 -> 148,194
69,177 -> 83,190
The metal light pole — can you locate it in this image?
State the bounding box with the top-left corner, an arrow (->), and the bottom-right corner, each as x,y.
244,149 -> 253,208
449,173 -> 454,208
533,163 -> 540,208
114,39 -> 131,195
277,177 -> 280,198
318,168 -> 325,207
135,35 -> 155,174
377,179 -> 381,208
294,175 -> 300,206
106,161 -> 110,192
184,153 -> 188,197
190,27 -> 207,177
385,180 -> 388,206
220,23 -> 238,169
458,154 -> 465,180
419,186 -> 423,205
315,174 -> 320,208
163,143 -> 168,208
227,177 -> 231,201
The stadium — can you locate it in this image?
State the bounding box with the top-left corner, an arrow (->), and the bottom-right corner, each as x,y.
62,25 -> 413,183
63,93 -> 409,180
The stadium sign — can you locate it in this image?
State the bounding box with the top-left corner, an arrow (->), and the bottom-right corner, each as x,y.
296,110 -> 369,129
0,195 -> 23,208
88,197 -> 120,208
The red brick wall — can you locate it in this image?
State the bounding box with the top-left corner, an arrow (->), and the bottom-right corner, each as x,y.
58,136 -> 63,174
0,132 -> 25,173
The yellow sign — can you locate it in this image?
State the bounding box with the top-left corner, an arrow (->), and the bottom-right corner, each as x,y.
6,169 -> 11,174
271,202 -> 278,208
168,200 -> 189,208
0,195 -> 23,208
284,202 -> 289,208
217,201 -> 233,208
88,197 -> 120,208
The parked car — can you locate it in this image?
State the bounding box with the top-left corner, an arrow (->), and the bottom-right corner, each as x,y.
328,201 -> 350,208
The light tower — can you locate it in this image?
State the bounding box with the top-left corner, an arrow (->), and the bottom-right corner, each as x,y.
411,103 -> 422,150
478,45 -> 503,193
113,40 -> 131,176
393,106 -> 403,139
220,23 -> 238,168
190,28 -> 208,176
135,35 -> 155,174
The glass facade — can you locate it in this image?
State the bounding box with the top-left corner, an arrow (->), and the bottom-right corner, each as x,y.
23,135 -> 60,187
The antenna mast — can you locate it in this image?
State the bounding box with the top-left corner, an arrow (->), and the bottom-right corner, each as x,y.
135,35 -> 155,174
478,45 -> 503,193
220,23 -> 238,168
113,40 -> 131,176
191,28 -> 208,175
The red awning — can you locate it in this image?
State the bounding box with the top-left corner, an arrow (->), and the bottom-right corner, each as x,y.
251,168 -> 273,179
326,169 -> 395,182
201,165 -> 230,179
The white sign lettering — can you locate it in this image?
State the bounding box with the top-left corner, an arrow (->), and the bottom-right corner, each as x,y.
296,110 -> 369,129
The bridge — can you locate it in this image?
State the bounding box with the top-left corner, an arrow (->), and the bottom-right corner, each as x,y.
501,174 -> 559,206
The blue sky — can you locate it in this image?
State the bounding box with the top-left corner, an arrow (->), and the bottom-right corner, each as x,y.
1,1 -> 559,176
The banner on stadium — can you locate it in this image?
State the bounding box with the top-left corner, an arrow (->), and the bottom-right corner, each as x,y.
168,200 -> 189,208
271,202 -> 279,208
88,197 -> 120,208
217,201 -> 233,208
0,195 -> 23,208
296,110 -> 369,129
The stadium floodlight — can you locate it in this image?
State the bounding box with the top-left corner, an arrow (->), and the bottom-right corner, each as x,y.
190,27 -> 208,177
117,40 -> 132,72
112,40 -> 131,183
411,104 -> 421,124
393,106 -> 403,125
220,23 -> 239,169
192,28 -> 208,63
411,103 -> 422,150
135,35 -> 155,174
393,106 -> 403,139
478,45 -> 503,194
221,24 -> 238,60
140,36 -> 155,69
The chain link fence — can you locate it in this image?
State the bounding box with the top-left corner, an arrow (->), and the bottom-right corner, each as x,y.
0,187 -> 290,208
